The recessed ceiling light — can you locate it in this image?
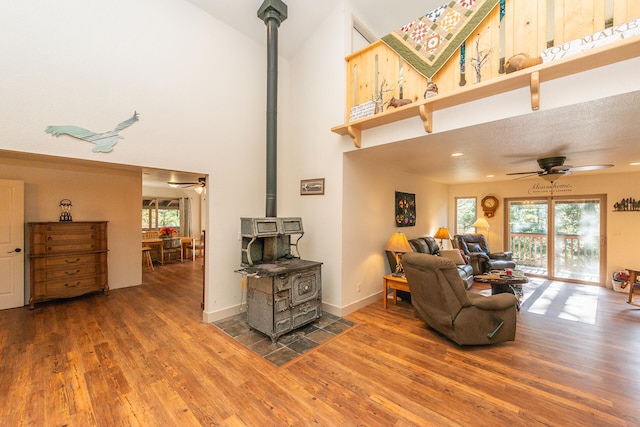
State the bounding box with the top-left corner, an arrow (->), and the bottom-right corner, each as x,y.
486,174 -> 495,178
451,152 -> 464,157
630,162 -> 640,166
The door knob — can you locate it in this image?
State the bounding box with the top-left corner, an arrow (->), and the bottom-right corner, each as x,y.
8,248 -> 21,253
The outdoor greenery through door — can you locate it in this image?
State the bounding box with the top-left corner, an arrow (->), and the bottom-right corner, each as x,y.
507,195 -> 606,284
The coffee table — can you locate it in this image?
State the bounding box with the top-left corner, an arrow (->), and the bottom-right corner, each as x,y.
474,271 -> 527,309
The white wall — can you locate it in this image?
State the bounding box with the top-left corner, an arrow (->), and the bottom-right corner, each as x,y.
341,154 -> 448,313
285,3 -> 349,313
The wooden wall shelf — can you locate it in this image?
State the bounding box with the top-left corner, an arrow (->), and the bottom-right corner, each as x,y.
331,36 -> 640,148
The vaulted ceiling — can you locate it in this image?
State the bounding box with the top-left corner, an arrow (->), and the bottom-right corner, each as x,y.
186,0 -> 640,184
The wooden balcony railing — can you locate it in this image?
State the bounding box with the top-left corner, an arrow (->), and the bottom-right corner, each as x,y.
509,233 -> 600,272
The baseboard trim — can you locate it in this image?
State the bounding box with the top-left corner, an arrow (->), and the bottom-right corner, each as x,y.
202,293 -> 382,323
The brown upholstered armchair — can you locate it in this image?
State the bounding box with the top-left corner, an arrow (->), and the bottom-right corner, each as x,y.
453,234 -> 516,275
403,252 -> 518,345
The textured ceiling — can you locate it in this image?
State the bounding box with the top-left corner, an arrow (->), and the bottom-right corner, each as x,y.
347,91 -> 640,184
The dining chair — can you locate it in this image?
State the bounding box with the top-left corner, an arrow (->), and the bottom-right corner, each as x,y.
186,234 -> 205,261
142,230 -> 159,240
161,237 -> 183,264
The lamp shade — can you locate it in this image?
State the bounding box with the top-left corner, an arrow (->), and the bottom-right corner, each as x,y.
433,227 -> 450,240
472,218 -> 490,228
385,233 -> 412,253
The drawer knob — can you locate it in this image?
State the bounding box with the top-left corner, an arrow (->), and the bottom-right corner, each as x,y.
65,282 -> 80,288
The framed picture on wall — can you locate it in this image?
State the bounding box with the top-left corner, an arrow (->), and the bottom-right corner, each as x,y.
395,191 -> 416,227
300,178 -> 325,195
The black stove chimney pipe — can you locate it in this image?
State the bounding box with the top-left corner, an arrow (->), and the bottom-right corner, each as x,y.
258,0 -> 287,218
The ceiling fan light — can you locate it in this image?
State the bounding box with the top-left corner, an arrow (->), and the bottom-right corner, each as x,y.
542,172 -> 563,182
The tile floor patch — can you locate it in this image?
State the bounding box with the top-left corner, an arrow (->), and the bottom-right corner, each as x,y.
214,312 -> 355,367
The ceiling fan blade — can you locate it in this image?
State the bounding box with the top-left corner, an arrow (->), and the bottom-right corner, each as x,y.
568,164 -> 614,172
167,181 -> 200,187
511,173 -> 539,180
506,171 -> 539,175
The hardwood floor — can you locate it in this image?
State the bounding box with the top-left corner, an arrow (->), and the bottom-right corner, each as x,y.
1,260 -> 639,426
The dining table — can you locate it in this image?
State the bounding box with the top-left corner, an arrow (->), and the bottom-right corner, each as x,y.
142,236 -> 196,264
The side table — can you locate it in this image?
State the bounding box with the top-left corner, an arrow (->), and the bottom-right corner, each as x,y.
383,274 -> 410,309
627,268 -> 640,306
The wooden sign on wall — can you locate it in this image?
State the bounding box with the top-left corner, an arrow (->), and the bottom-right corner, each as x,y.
541,18 -> 640,63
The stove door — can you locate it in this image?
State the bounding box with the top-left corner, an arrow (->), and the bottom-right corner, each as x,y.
290,266 -> 320,305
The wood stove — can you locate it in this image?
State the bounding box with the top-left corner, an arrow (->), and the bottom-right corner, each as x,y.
237,2 -> 322,343
238,217 -> 322,342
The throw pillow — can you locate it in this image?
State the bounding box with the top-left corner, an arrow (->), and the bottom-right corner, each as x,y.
468,243 -> 483,253
439,249 -> 466,265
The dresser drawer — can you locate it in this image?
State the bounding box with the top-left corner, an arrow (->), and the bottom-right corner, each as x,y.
29,222 -> 107,255
45,276 -> 105,299
33,263 -> 97,282
35,253 -> 97,268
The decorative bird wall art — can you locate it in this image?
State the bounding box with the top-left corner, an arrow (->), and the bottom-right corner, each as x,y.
45,111 -> 139,153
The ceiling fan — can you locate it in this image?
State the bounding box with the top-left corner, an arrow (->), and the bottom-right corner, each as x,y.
167,177 -> 206,193
507,156 -> 613,182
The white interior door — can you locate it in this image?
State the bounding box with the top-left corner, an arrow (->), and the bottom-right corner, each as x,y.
0,179 -> 25,309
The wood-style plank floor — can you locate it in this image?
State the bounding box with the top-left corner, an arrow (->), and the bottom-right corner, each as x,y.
1,259 -> 639,426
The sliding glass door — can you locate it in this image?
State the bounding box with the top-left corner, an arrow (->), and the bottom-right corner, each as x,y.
507,195 -> 606,284
552,198 -> 604,283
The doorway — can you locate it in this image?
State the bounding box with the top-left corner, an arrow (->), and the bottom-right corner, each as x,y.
507,195 -> 606,284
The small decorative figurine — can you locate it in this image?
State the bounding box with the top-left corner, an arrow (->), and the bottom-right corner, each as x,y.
424,79 -> 438,98
386,97 -> 413,108
504,53 -> 543,73
59,199 -> 72,221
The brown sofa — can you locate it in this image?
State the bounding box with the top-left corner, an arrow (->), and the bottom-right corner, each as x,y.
386,236 -> 474,289
403,252 -> 518,345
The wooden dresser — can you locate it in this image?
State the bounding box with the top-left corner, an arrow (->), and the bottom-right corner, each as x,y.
28,221 -> 109,309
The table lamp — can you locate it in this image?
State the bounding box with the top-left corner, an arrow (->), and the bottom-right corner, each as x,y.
385,232 -> 413,277
433,227 -> 450,248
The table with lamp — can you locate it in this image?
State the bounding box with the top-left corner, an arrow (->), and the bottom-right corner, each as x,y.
383,232 -> 413,309
433,226 -> 451,249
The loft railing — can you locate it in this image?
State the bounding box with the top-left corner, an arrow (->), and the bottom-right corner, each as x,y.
333,1 -> 640,148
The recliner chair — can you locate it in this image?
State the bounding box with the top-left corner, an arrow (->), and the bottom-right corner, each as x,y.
403,252 -> 518,345
453,233 -> 516,275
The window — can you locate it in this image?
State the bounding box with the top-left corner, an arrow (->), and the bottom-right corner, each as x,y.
455,197 -> 477,235
142,198 -> 181,233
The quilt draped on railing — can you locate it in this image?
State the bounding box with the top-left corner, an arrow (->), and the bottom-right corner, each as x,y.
381,0 -> 500,79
